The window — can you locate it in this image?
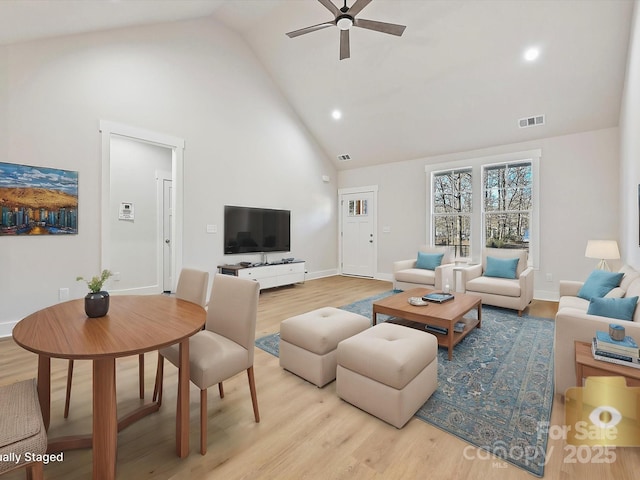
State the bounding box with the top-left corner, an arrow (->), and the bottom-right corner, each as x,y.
427,149 -> 539,266
483,162 -> 532,250
432,168 -> 472,257
348,199 -> 368,216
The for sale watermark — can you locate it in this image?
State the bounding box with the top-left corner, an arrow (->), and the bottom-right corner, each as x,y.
462,440 -> 549,467
564,376 -> 640,447
463,376 -> 640,469
462,422 -> 618,469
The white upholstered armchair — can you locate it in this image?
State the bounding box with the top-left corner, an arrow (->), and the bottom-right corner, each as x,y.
393,246 -> 455,291
462,248 -> 534,316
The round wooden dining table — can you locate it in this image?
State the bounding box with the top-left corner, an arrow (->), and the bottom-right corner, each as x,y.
12,295 -> 206,480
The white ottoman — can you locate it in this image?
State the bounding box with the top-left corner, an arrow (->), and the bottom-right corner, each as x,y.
280,307 -> 370,387
336,323 -> 438,428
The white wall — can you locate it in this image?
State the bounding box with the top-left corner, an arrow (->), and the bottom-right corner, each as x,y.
0,46 -> 6,162
620,1 -> 640,269
0,17 -> 338,335
338,127 -> 621,301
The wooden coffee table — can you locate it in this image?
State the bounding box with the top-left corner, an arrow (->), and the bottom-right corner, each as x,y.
372,288 -> 482,360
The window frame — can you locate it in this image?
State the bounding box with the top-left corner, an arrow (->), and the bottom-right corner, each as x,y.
482,161 -> 533,251
426,149 -> 540,268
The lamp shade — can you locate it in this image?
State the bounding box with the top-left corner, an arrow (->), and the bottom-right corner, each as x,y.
585,240 -> 620,260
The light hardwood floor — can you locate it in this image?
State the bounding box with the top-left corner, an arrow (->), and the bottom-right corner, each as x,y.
2,276 -> 639,479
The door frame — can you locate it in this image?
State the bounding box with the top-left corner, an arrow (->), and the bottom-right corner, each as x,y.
158,170 -> 172,292
99,120 -> 185,293
338,185 -> 378,277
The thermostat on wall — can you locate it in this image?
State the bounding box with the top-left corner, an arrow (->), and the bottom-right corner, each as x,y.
119,202 -> 135,220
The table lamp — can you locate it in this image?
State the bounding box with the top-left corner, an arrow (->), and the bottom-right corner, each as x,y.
585,240 -> 620,271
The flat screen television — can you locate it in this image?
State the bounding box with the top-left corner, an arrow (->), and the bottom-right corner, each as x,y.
224,205 -> 291,254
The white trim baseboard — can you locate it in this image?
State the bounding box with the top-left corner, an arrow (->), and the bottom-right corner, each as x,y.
534,289 -> 560,302
375,272 -> 394,283
305,269 -> 339,281
0,320 -> 18,338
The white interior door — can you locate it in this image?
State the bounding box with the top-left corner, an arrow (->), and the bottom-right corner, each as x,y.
162,176 -> 172,292
340,190 -> 375,277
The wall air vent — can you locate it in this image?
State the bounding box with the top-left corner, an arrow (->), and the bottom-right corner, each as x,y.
337,154 -> 351,161
518,114 -> 545,128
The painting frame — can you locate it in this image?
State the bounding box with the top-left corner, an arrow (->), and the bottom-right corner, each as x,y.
0,161 -> 78,236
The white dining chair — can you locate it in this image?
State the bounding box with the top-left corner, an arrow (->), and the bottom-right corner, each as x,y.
154,274 -> 260,454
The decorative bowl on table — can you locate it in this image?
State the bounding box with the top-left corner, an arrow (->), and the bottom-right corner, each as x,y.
408,297 -> 428,306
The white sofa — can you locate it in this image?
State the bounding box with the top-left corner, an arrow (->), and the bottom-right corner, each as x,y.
554,264 -> 640,397
462,248 -> 534,316
393,246 -> 455,291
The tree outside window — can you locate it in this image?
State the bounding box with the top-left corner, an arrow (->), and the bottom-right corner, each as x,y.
432,168 -> 472,257
483,162 -> 532,250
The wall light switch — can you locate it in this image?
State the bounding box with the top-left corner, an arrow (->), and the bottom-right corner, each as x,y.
59,288 -> 69,301
382,226 -> 391,233
206,224 -> 217,234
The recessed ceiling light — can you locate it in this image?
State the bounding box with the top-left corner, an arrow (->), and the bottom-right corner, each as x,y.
524,47 -> 540,62
332,109 -> 342,120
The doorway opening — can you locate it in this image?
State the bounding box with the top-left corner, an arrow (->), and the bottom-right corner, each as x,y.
100,120 -> 185,294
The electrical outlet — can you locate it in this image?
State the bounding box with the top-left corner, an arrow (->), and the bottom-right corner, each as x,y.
545,273 -> 553,282
59,288 -> 69,301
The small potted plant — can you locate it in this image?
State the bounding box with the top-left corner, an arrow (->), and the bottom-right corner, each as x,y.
77,269 -> 113,318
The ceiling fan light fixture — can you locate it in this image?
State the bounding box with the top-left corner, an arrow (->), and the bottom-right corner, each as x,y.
285,0 -> 407,59
336,15 -> 353,31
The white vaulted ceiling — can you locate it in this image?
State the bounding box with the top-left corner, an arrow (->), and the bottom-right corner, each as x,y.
0,0 -> 634,169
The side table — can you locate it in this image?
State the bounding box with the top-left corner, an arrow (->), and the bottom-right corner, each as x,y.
452,263 -> 475,292
574,340 -> 640,387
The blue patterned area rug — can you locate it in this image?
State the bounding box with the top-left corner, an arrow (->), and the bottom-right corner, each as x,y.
255,290 -> 554,477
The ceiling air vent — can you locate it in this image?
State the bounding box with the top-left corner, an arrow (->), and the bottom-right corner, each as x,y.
337,154 -> 351,161
518,114 -> 545,128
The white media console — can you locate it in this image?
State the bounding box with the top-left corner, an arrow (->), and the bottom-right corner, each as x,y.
218,260 -> 305,290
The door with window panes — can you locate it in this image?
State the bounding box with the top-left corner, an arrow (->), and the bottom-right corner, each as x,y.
341,192 -> 375,277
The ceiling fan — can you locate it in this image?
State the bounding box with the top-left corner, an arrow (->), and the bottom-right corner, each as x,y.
286,0 -> 407,60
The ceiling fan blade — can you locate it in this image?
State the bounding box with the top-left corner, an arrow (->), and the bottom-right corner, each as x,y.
286,22 -> 334,38
347,0 -> 373,17
317,0 -> 340,17
340,29 -> 350,60
353,18 -> 407,36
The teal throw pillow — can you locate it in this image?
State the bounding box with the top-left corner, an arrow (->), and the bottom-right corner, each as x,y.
416,252 -> 444,271
587,296 -> 639,321
484,256 -> 519,279
577,270 -> 624,301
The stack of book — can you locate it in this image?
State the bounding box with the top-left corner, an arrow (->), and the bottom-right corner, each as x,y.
425,324 -> 448,335
591,330 -> 640,369
424,322 -> 466,335
422,292 -> 455,303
